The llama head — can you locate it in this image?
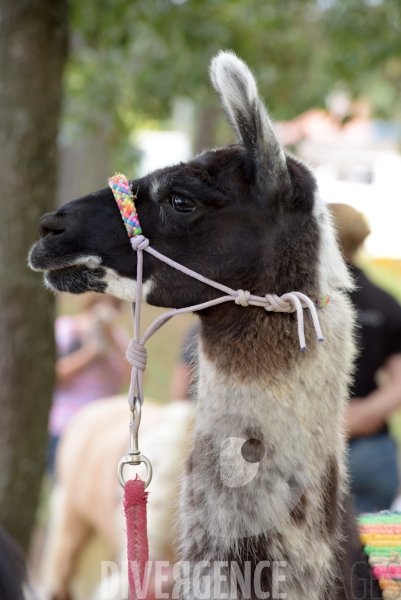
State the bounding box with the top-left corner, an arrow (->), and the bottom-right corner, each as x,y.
29,52 -> 350,307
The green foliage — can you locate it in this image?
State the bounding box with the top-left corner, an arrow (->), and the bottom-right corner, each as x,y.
65,0 -> 401,154
321,0 -> 401,119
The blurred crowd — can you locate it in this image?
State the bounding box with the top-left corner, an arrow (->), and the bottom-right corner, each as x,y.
48,295 -> 131,474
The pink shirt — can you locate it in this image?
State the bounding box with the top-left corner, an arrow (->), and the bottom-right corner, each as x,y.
49,316 -> 124,436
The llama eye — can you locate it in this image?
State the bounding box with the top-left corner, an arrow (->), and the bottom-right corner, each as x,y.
169,195 -> 195,213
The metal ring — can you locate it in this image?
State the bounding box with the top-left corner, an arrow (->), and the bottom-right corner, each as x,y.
117,453 -> 153,489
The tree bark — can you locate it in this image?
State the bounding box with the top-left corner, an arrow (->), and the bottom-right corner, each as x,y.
0,0 -> 68,550
194,105 -> 222,155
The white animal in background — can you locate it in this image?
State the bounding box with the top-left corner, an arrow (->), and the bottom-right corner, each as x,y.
41,397 -> 192,600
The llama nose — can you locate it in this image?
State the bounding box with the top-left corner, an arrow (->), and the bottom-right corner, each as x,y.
38,212 -> 65,238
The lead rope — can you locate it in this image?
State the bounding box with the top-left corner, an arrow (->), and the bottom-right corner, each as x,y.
110,174 -> 329,600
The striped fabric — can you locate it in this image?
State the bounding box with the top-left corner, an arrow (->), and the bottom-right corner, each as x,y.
108,173 -> 142,237
359,511 -> 401,599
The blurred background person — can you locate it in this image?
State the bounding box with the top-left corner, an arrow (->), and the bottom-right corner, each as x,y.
330,203 -> 401,513
48,294 -> 131,474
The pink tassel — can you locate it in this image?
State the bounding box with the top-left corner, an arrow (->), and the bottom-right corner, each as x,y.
123,477 -> 149,600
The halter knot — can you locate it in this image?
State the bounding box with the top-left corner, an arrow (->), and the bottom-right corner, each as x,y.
126,339 -> 147,372
131,235 -> 150,252
235,289 -> 251,307
264,294 -> 293,313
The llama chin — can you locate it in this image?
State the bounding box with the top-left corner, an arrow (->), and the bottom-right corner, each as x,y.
103,270 -> 154,302
29,245 -> 150,301
43,264 -> 108,295
42,261 -> 154,303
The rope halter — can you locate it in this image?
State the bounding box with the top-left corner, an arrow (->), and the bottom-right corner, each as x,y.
108,173 -> 330,487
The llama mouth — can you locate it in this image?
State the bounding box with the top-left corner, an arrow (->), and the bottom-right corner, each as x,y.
28,243 -> 111,295
29,240 -> 146,301
28,241 -> 102,273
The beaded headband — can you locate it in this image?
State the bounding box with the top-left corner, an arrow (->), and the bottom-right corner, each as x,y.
108,174 -> 142,237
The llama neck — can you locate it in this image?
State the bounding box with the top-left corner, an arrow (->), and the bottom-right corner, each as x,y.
194,299 -> 351,508
195,320 -> 346,512
179,293 -> 354,599
198,303 -> 318,386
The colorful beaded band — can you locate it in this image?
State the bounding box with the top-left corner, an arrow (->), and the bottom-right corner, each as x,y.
108,174 -> 142,237
316,295 -> 330,309
359,511 -> 401,598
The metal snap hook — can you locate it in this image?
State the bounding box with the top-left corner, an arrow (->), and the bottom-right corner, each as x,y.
117,396 -> 153,489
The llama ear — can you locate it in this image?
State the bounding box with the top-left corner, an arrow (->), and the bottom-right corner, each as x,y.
210,51 -> 290,194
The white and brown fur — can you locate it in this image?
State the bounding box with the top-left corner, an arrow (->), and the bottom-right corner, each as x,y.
178,55 -> 361,599
29,52 -> 380,599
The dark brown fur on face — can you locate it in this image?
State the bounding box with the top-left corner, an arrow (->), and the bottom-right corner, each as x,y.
183,153 -> 318,383
146,150 -> 321,383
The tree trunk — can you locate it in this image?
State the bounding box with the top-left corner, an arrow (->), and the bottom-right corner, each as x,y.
194,105 -> 222,155
0,0 -> 68,551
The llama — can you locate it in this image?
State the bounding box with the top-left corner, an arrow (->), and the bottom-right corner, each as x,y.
29,52 -> 381,599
